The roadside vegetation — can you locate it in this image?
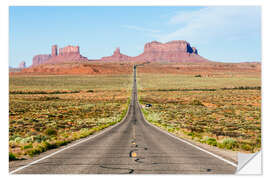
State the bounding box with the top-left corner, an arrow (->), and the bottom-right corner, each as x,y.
138,73 -> 261,153
9,74 -> 132,160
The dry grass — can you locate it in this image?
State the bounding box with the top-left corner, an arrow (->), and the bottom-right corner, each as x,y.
9,74 -> 132,160
138,73 -> 261,153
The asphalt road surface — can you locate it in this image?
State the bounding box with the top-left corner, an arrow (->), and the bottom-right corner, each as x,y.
11,66 -> 237,174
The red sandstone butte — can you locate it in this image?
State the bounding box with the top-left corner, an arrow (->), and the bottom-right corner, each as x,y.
32,45 -> 88,66
19,61 -> 26,69
101,40 -> 208,63
132,40 -> 207,62
30,40 -> 208,67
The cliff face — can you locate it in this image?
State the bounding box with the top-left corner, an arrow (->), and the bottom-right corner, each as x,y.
144,40 -> 194,54
32,54 -> 52,66
59,45 -> 80,56
132,40 -> 207,62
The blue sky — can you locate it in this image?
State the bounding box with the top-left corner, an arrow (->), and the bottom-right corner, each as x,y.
9,6 -> 261,67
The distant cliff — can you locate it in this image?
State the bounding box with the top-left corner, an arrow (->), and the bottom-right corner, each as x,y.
32,45 -> 88,66
30,40 -> 208,66
101,40 -> 208,63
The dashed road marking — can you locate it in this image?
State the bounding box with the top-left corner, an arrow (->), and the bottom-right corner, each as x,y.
131,152 -> 137,157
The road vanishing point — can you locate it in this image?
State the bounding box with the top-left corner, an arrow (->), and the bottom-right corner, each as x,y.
10,65 -> 237,174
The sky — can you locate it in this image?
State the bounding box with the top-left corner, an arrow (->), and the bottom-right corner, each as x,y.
9,6 -> 261,67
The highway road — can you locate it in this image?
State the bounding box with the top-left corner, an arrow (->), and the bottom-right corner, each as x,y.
10,65 -> 237,174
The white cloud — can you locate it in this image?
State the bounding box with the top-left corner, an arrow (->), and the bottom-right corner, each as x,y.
157,6 -> 261,44
122,25 -> 160,33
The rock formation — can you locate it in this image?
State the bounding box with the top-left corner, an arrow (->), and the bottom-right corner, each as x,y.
51,45 -> 58,56
144,40 -> 194,54
100,40 -> 208,63
32,45 -> 88,66
59,45 -> 80,56
46,45 -> 88,64
32,54 -> 52,66
101,47 -> 132,61
192,47 -> 198,55
19,61 -> 26,69
30,40 -> 208,66
132,40 -> 207,62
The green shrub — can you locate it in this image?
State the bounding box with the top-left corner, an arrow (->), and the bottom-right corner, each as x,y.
9,90 -> 81,94
241,143 -> 253,151
38,97 -> 60,101
156,88 -> 216,92
200,136 -> 217,146
206,137 -> 217,146
217,143 -> 225,149
55,140 -> 69,147
9,152 -> 17,161
46,142 -> 58,149
33,135 -> 47,143
221,86 -> 261,90
23,144 -> 33,149
21,137 -> 33,143
44,128 -> 57,136
14,137 -> 23,143
190,100 -> 204,106
27,148 -> 41,157
222,138 -> 238,149
36,144 -> 48,153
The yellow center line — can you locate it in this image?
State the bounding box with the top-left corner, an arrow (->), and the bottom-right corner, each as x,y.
131,152 -> 137,157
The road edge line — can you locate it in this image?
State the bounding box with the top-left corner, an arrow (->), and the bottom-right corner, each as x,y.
10,99 -> 132,174
137,103 -> 238,168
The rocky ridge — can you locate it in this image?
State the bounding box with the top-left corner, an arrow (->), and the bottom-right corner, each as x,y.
28,40 -> 208,67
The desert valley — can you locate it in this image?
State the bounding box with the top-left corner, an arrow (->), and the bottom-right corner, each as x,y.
9,40 -> 260,163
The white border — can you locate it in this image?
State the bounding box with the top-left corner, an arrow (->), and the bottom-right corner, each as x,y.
2,0 -> 269,180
